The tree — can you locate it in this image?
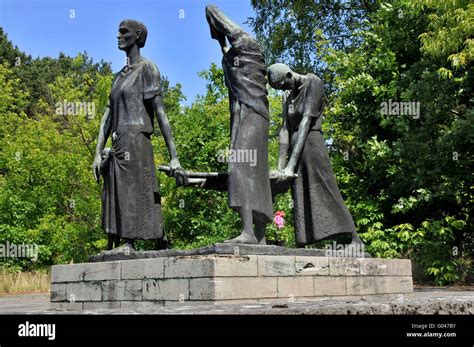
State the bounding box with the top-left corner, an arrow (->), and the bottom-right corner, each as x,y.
413,0 -> 474,77
248,0 -> 377,75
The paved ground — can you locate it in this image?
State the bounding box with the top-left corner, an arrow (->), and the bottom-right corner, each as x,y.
0,287 -> 472,314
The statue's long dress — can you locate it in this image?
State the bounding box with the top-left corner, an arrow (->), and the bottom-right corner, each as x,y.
285,74 -> 356,245
206,6 -> 273,223
101,58 -> 164,240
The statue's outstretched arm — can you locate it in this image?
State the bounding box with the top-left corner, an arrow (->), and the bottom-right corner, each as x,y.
92,104 -> 112,182
152,94 -> 180,170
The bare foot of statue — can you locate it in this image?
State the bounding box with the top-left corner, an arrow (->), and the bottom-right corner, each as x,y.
123,239 -> 135,251
108,244 -> 133,255
225,208 -> 260,244
223,231 -> 258,244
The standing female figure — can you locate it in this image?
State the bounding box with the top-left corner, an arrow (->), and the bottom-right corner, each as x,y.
93,19 -> 183,250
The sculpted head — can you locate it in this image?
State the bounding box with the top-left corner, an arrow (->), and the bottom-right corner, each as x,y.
267,63 -> 295,90
117,19 -> 148,51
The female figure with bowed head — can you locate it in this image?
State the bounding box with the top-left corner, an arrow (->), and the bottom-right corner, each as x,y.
267,63 -> 363,247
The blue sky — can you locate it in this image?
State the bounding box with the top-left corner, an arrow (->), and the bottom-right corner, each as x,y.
0,0 -> 255,104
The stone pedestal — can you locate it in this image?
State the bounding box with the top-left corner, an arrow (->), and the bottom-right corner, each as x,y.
50,250 -> 413,310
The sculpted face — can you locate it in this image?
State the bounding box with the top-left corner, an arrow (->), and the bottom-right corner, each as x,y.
117,23 -> 140,51
269,72 -> 294,91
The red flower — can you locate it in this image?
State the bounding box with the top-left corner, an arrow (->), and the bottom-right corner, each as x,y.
274,211 -> 285,229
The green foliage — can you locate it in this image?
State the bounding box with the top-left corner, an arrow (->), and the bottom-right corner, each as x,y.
0,51 -> 112,269
411,0 -> 474,72
361,216 -> 469,285
248,0 -> 376,74
328,2 -> 472,285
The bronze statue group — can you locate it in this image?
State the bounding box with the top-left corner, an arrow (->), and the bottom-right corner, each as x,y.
92,5 -> 363,251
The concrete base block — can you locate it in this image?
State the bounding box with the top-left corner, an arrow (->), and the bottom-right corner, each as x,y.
50,253 -> 413,310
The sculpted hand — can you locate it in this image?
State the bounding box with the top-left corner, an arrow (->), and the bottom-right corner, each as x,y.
169,157 -> 182,175
279,167 -> 298,182
92,153 -> 102,183
269,169 -> 297,185
269,170 -> 281,180
282,167 -> 296,177
169,158 -> 188,187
